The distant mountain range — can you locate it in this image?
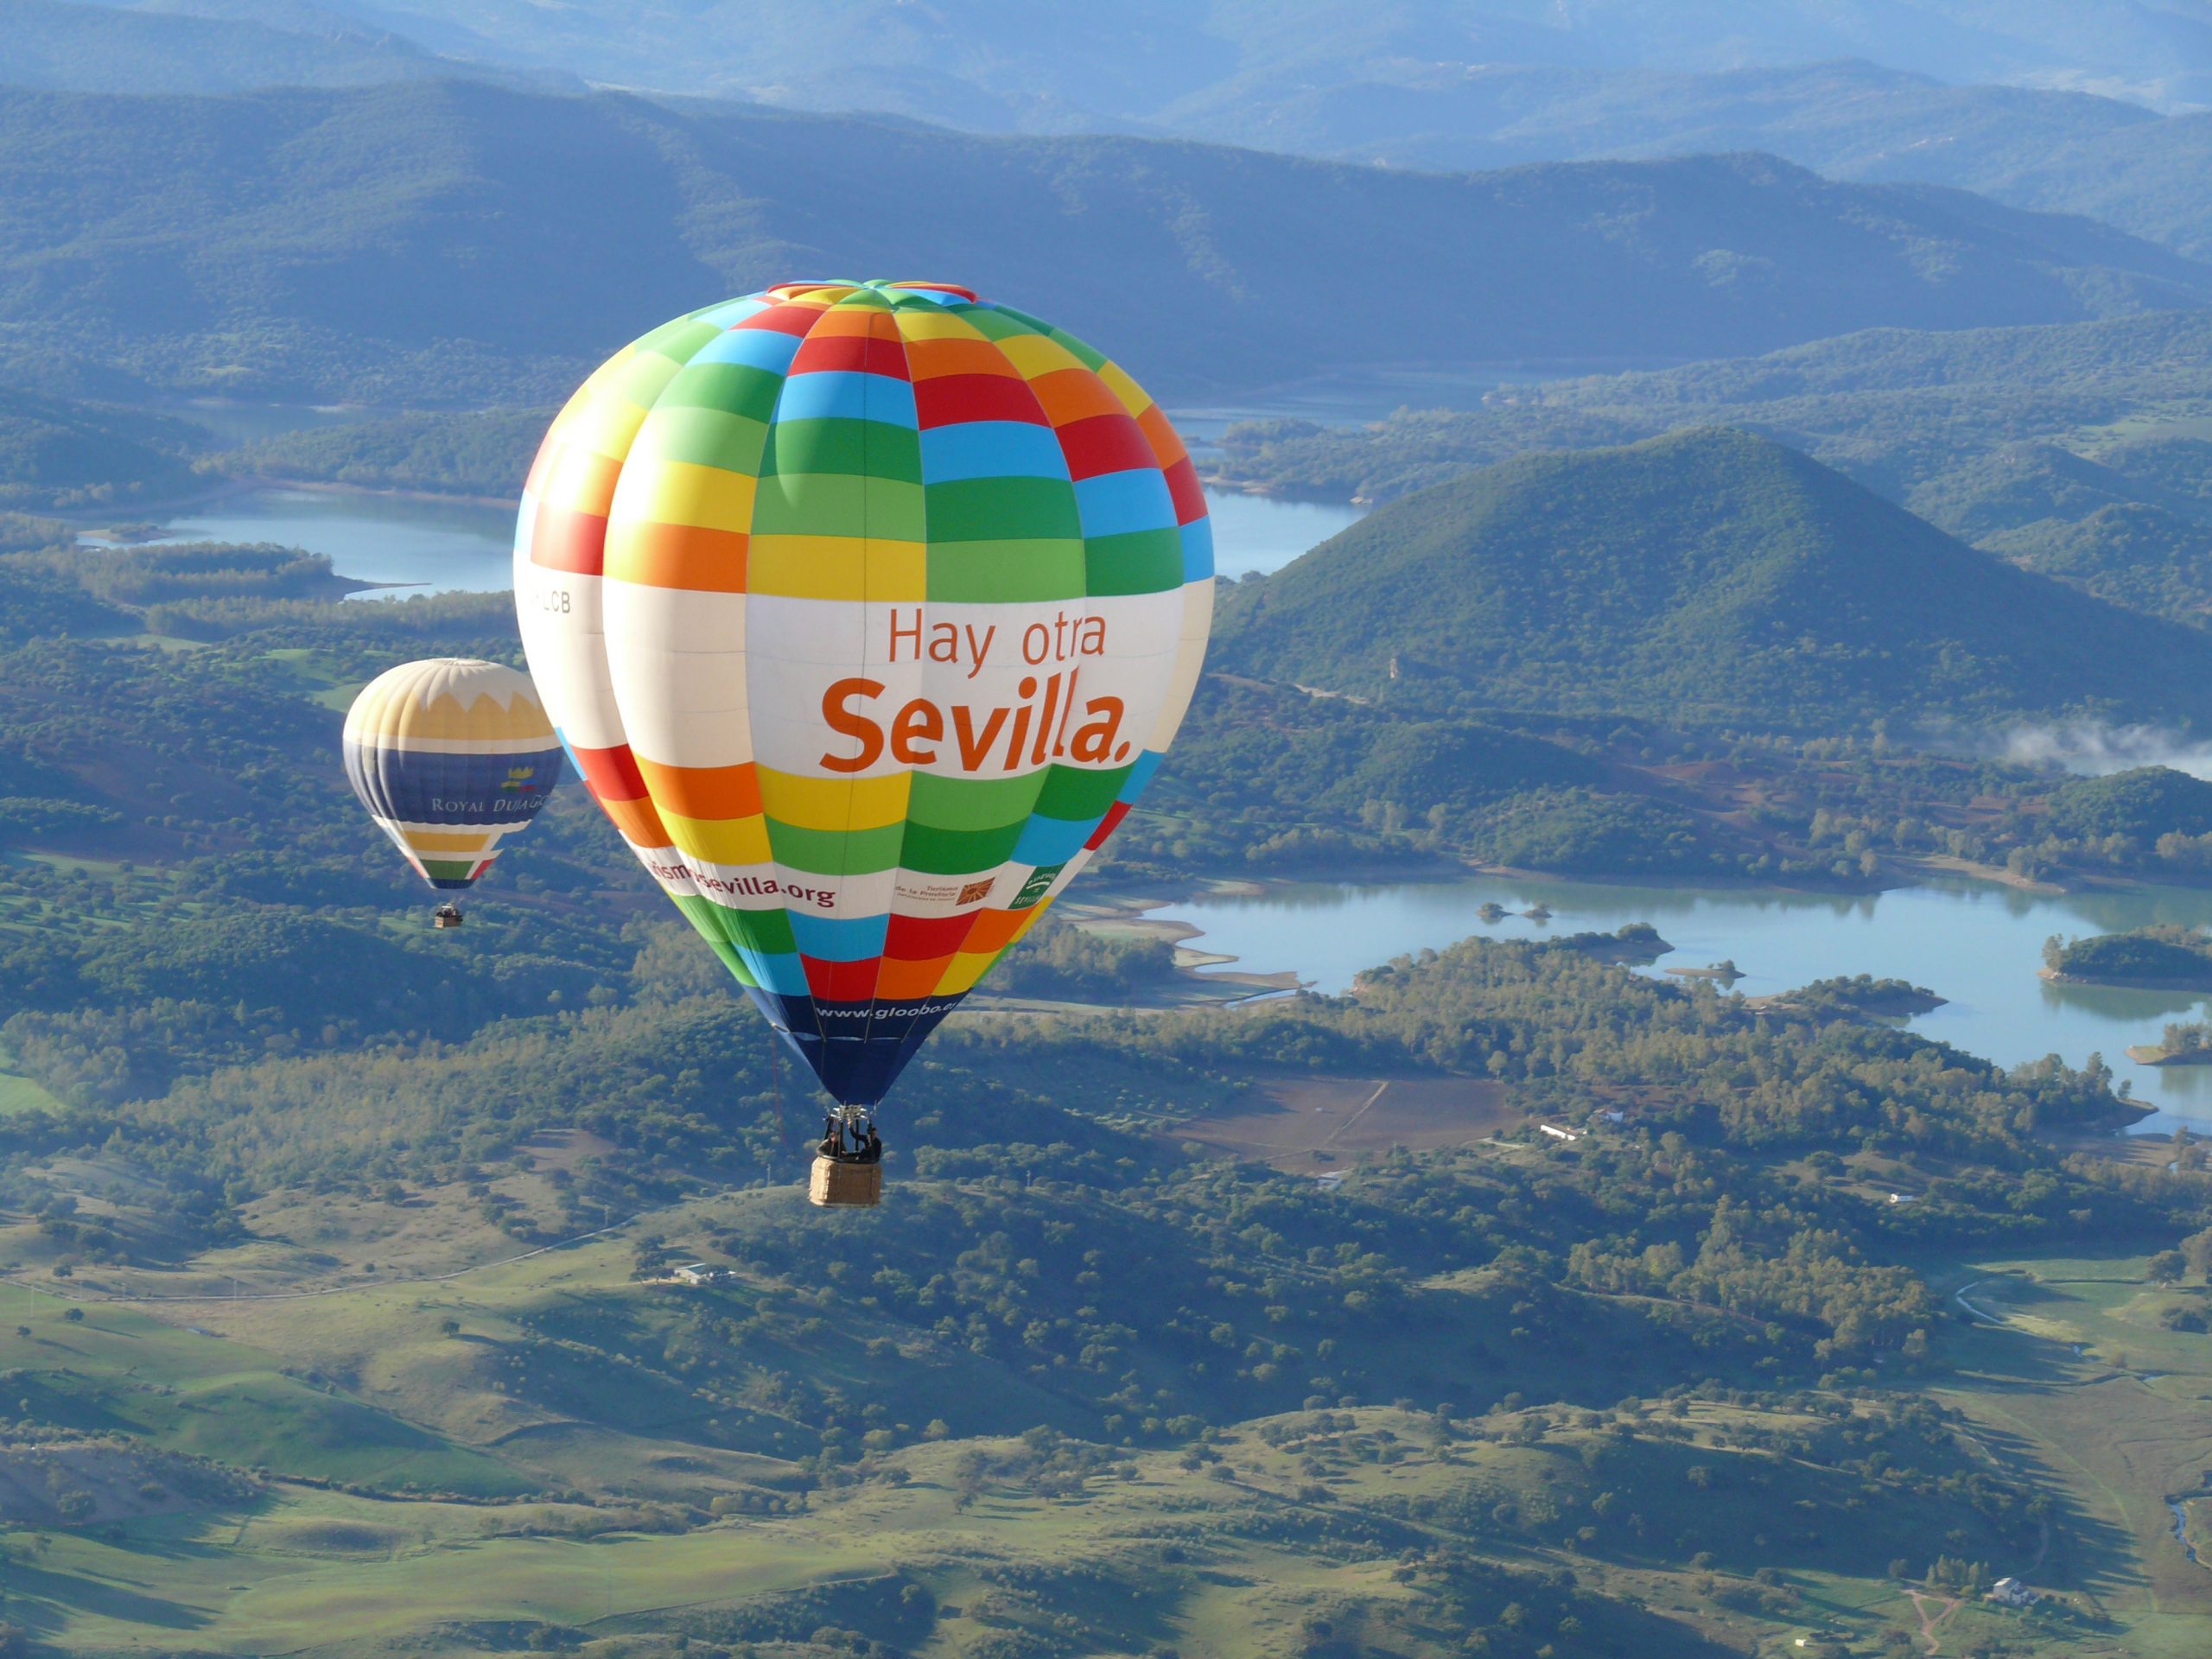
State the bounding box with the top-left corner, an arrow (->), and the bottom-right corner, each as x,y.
1211,428 -> 2212,731
30,6 -> 2212,271
2,79 -> 2209,405
0,0 -> 574,94
79,0 -> 2212,117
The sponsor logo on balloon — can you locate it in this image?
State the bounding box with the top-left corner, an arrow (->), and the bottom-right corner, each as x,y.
1011,864 -> 1060,909
649,861 -> 839,909
820,672 -> 1128,773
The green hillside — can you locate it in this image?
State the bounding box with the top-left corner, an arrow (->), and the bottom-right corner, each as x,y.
2045,766 -> 2212,842
1217,308 -> 2212,506
0,384 -> 203,510
0,80 -> 2209,404
1211,428 -> 2212,728
1211,308 -> 2212,629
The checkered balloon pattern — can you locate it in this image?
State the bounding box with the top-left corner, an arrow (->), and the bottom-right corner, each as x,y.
516,281 -> 1212,1106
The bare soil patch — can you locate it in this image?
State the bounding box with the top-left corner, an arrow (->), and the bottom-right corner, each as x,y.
1173,1075 -> 1520,1170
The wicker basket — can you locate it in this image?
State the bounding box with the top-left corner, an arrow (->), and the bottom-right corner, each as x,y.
432,907 -> 463,930
809,1155 -> 884,1209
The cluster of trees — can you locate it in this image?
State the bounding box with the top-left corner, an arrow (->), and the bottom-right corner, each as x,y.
2043,925 -> 2212,985
226,408 -> 550,499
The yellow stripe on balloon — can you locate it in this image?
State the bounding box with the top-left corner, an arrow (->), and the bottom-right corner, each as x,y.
747,535 -> 926,601
569,394 -> 654,464
660,810 -> 773,868
935,949 -> 1005,995
755,766 -> 911,833
1096,361 -> 1154,418
887,308 -> 991,342
619,460 -> 760,535
399,830 -> 499,854
995,333 -> 1091,380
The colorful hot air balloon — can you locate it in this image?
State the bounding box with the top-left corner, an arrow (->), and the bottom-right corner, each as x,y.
515,280 -> 1212,1192
342,658 -> 566,925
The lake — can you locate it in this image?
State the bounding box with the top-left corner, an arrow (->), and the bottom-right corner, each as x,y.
128,483 -> 1363,595
1150,872 -> 2212,1137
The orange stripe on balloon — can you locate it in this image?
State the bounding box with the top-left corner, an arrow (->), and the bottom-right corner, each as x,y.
598,791 -> 672,851
1135,403 -> 1192,468
875,955 -> 954,1001
902,335 -> 1021,380
605,518 -> 748,593
961,906 -> 1033,954
1027,365 -> 1128,426
635,758 -> 762,820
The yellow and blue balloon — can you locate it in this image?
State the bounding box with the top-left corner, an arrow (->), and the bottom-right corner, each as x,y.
342,658 -> 565,894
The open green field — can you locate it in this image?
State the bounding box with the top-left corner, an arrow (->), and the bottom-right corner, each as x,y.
5,1177 -> 2196,1656
1931,1254 -> 2212,1657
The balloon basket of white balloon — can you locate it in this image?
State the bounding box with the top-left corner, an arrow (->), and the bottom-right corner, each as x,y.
432,904 -> 463,930
809,1155 -> 883,1209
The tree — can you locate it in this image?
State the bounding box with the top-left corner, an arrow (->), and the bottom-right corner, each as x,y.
2148,1250 -> 2186,1285
2182,1227 -> 2212,1282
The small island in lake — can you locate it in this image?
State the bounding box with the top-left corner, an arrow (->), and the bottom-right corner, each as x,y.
1556,920 -> 1673,964
1751,974 -> 1947,1020
1667,957 -> 1742,982
2042,925 -> 2212,990
2127,1020 -> 2212,1066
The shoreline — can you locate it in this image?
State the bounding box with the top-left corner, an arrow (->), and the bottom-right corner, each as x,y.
2040,967 -> 2212,993
54,471 -> 525,528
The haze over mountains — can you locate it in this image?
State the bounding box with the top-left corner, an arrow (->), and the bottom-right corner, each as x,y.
3,77 -> 2204,406
81,0 -> 2212,118
27,3 -> 2212,279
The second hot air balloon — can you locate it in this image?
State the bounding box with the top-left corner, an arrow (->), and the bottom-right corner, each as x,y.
343,658 -> 566,927
515,279 -> 1212,1202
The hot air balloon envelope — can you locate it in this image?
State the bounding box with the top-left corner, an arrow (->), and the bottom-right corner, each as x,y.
516,280 -> 1211,1107
343,658 -> 566,893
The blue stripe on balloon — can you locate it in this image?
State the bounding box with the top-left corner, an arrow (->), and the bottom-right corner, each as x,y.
788,911 -> 890,962
1116,750 -> 1164,804
921,422 -> 1070,480
1011,812 -> 1103,868
342,741 -> 564,828
1074,468 -> 1178,539
775,371 -> 918,426
745,950 -> 815,997
696,327 -> 804,373
1180,515 -> 1215,582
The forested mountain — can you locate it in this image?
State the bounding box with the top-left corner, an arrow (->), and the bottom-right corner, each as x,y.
0,384 -> 202,508
142,0 -> 2212,118
1212,428 -> 2212,728
1,79 -> 2208,406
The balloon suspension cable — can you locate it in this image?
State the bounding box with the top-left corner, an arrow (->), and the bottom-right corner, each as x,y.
769,1030 -> 785,1151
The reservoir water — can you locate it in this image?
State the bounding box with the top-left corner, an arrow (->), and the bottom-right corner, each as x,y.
1151,873 -> 2212,1137
130,483 -> 1360,596
118,423 -> 2212,1140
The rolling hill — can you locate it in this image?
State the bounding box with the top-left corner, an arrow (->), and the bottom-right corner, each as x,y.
1,80 -> 2209,405
0,384 -> 204,508
1211,427 -> 2212,730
